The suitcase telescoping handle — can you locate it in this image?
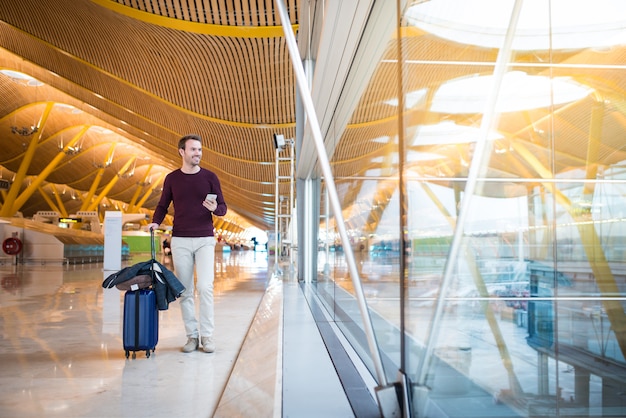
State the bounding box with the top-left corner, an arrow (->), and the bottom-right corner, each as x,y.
150,226 -> 156,259
149,226 -> 157,283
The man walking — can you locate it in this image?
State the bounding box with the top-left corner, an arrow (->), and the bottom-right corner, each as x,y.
147,134 -> 227,353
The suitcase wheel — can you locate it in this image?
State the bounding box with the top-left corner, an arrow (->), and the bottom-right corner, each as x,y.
125,350 -> 129,359
146,350 -> 150,358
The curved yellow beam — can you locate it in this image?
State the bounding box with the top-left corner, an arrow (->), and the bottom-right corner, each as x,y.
90,0 -> 298,38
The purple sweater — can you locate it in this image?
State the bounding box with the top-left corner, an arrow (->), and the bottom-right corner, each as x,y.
152,168 -> 227,237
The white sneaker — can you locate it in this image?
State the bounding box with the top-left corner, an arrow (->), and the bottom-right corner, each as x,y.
182,337 -> 198,353
201,337 -> 215,353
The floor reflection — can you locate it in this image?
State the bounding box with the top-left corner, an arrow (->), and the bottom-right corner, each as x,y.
317,250 -> 626,416
0,250 -> 269,417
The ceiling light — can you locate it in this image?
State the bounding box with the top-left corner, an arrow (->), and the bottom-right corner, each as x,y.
60,145 -> 82,155
11,126 -> 38,136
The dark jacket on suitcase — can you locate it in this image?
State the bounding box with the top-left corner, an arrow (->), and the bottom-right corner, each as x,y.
103,260 -> 184,310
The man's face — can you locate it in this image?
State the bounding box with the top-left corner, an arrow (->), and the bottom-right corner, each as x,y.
180,139 -> 202,166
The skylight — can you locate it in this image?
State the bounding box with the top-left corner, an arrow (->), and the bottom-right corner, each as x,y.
430,71 -> 592,113
404,0 -> 626,51
412,121 -> 503,146
385,88 -> 428,109
0,69 -> 43,86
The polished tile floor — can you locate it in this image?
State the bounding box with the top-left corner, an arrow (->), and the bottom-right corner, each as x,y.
0,250 -> 273,418
0,249 -> 364,418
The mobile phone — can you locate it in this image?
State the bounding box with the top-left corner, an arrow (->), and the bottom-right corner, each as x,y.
205,193 -> 217,202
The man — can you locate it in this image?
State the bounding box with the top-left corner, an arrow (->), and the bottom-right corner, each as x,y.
147,134 -> 227,353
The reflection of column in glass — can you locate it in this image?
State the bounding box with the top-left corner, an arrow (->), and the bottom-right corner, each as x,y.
323,184 -> 330,276
574,309 -> 590,350
432,345 -> 471,394
102,275 -> 121,335
538,352 -> 549,396
518,197 -> 524,262
574,367 -> 590,407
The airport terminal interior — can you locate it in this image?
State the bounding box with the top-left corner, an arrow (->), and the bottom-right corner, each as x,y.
2,0 -> 626,417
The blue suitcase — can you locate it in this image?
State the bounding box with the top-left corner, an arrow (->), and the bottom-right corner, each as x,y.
123,288 -> 158,358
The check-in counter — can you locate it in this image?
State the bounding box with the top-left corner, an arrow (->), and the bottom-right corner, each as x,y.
0,217 -> 104,265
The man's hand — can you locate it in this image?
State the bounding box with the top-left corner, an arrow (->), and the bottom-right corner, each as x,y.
202,199 -> 217,212
146,222 -> 159,231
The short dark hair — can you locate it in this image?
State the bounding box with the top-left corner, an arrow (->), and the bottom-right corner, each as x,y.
178,134 -> 201,150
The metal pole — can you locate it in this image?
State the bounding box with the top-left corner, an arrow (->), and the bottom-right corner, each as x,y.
275,0 -> 387,387
274,147 -> 282,275
289,141 -> 295,269
324,182 -> 330,276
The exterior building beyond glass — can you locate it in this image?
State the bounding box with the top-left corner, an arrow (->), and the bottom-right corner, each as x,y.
316,1 -> 626,416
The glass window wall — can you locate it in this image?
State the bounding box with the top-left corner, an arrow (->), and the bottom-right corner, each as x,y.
316,1 -> 626,416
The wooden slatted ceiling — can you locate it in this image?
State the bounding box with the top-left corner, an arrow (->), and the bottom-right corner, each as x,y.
113,0 -> 299,26
0,30 -> 179,152
0,18 -> 290,212
0,1 -> 297,131
0,0 -> 296,228
2,0 -> 623,231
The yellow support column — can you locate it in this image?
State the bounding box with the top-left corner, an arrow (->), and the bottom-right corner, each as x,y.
9,126 -> 88,214
511,140 -> 626,358
422,181 -> 524,395
0,103 -> 54,217
583,100 -> 604,198
86,156 -> 137,212
37,185 -> 61,215
133,173 -> 165,209
80,143 -> 118,211
51,185 -> 69,217
127,165 -> 153,211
